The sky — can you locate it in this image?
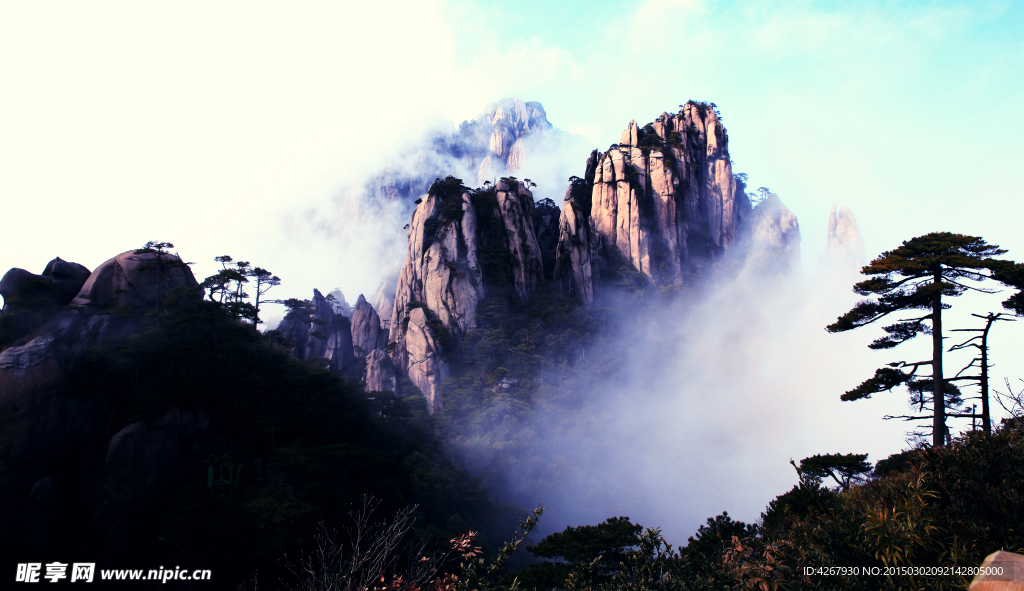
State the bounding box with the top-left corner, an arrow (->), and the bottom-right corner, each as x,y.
2,0 -> 1023,541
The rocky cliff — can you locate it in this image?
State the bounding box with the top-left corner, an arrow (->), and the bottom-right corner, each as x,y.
0,249 -> 208,561
741,194 -> 801,271
351,294 -> 386,356
825,204 -> 865,269
554,103 -> 752,303
275,289 -> 357,375
385,176 -> 545,412
364,348 -> 397,394
371,102 -> 803,410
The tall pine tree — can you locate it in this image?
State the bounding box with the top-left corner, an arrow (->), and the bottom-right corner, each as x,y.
827,232 -> 1019,446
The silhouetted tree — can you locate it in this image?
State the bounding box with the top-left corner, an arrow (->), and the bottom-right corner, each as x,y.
797,453 -> 872,491
949,312 -> 1016,433
248,267 -> 280,325
828,232 -> 1019,446
521,516 -> 643,587
200,255 -> 278,324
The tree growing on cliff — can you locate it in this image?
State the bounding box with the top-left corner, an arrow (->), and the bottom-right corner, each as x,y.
249,267 -> 280,325
200,255 -> 279,325
827,232 -> 1020,446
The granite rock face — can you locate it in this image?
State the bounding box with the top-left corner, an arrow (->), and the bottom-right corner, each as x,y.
741,194 -> 801,270
494,179 -> 545,301
350,295 -> 385,357
555,103 -> 751,301
368,98 -> 556,207
95,406 -> 209,557
0,249 -> 208,560
825,205 -> 865,268
386,178 -> 543,412
478,99 -> 553,177
371,272 -> 398,334
0,257 -> 91,314
401,307 -> 448,412
364,348 -> 397,394
554,192 -> 601,304
595,104 -> 748,281
275,289 -> 357,375
388,188 -> 487,349
554,152 -> 601,304
72,250 -> 200,311
365,98 -> 596,225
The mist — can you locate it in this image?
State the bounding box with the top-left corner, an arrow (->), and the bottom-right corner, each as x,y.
467,214 -> 1024,546
268,102 -> 595,327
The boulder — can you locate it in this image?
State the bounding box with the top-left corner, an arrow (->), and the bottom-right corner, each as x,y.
0,257 -> 90,315
72,250 -> 201,311
42,258 -> 91,305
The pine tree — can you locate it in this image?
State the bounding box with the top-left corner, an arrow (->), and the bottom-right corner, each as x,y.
827,232 -> 1019,446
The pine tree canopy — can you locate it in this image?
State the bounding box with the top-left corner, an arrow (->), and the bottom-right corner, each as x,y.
827,232 -> 1008,350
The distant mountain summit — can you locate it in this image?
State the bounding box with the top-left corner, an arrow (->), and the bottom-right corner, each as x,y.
477,98 -> 552,175
825,205 -> 864,265
366,98 -> 589,208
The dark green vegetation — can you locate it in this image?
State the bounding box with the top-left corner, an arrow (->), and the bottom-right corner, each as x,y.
200,252 -> 281,325
794,453 -> 872,492
348,422 -> 1024,591
827,232 -> 1022,446
66,286 -> 518,587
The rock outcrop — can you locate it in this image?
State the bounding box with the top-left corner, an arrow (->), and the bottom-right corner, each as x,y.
0,249 -> 208,560
0,257 -> 92,345
554,189 -> 601,304
554,103 -> 751,303
402,307 -> 448,411
95,406 -> 209,556
371,272 -> 398,333
825,205 -> 865,268
276,289 -> 357,375
477,99 -> 552,177
351,295 -> 386,356
72,250 -> 199,311
741,194 -> 801,270
554,154 -> 601,303
0,257 -> 91,314
386,177 -> 543,412
366,98 -> 591,215
388,187 -> 487,348
364,348 -> 397,394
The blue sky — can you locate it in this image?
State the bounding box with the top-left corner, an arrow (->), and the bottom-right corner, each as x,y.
4,0 -> 1021,284
2,0 -> 1023,540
